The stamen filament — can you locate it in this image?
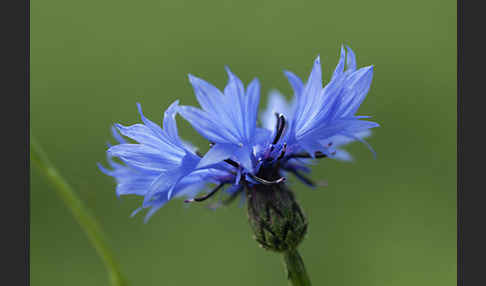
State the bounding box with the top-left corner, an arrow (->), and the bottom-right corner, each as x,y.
288,151 -> 328,159
277,143 -> 287,160
272,113 -> 287,145
185,183 -> 225,203
224,159 -> 240,168
283,167 -> 315,187
248,173 -> 286,185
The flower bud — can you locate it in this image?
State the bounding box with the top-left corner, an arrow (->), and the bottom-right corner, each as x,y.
246,183 -> 308,252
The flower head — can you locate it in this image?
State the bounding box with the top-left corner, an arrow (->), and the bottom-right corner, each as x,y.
99,46 -> 379,223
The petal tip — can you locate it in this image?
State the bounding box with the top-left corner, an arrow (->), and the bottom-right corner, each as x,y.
167,99 -> 180,110
224,65 -> 233,76
136,103 -> 144,117
345,45 -> 354,54
251,77 -> 260,85
96,162 -> 110,175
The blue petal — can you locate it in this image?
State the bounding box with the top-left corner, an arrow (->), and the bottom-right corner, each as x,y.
296,56 -> 322,125
144,170 -> 181,205
197,143 -> 238,169
188,74 -> 231,123
303,119 -> 379,141
234,168 -> 242,185
223,67 -> 246,139
107,144 -> 180,171
345,45 -> 357,72
144,203 -> 166,223
197,143 -> 253,172
174,180 -> 207,199
111,125 -> 127,144
97,162 -> 114,176
340,66 -> 374,117
116,176 -> 155,196
244,78 -> 260,139
115,123 -> 168,151
130,207 -> 143,218
163,100 -> 181,145
331,46 -> 346,81
333,149 -> 353,162
320,129 -> 372,148
143,154 -> 200,204
136,103 -> 165,140
284,70 -> 304,97
178,105 -> 239,143
339,132 -> 377,159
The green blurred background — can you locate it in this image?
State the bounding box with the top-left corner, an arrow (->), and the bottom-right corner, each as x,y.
30,0 -> 456,285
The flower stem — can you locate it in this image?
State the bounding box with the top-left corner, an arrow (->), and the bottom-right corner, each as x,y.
30,135 -> 128,286
282,248 -> 312,286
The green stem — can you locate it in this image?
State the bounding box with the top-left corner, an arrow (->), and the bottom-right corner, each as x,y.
30,135 -> 127,286
283,248 -> 312,286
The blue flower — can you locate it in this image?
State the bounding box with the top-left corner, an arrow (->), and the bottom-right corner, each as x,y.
99,46 -> 379,221
98,101 -> 235,221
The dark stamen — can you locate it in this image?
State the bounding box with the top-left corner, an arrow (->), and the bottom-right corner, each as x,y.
283,167 -> 315,187
288,151 -> 328,159
269,145 -> 275,152
248,173 -> 286,185
316,151 -> 327,158
276,143 -> 287,160
263,145 -> 275,162
185,183 -> 225,203
272,113 -> 287,145
224,159 -> 239,168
